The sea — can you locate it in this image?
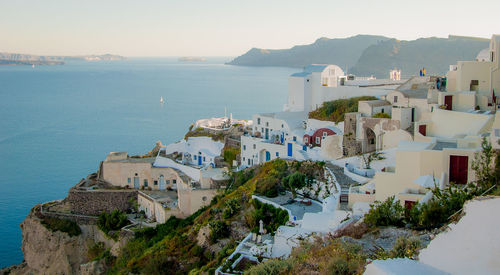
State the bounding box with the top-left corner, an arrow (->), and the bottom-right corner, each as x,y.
0,58 -> 296,268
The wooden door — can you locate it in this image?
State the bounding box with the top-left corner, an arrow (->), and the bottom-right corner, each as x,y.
449,155 -> 468,185
444,95 -> 453,110
418,125 -> 426,136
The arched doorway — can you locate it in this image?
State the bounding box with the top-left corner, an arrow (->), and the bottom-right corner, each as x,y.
365,128 -> 376,152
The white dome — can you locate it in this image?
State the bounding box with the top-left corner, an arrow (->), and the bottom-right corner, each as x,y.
476,48 -> 489,62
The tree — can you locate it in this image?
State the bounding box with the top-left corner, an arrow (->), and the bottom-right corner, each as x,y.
284,172 -> 306,198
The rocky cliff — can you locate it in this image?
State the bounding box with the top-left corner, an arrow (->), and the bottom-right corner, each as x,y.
5,205 -> 128,275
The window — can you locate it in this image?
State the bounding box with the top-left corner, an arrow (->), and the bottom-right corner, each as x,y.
261,128 -> 264,133
323,132 -> 327,137
316,137 -> 320,144
304,137 -> 308,143
266,122 -> 269,127
154,180 -> 158,185
276,152 -> 279,157
243,157 -> 245,161
172,179 -> 177,184
253,144 -> 256,149
257,118 -> 261,125
135,173 -> 138,176
394,96 -> 398,103
293,136 -> 297,142
203,156 -> 206,161
281,124 -> 284,128
381,108 -> 385,113
248,159 -> 251,165
143,179 -> 148,187
128,178 -> 131,183
193,155 -> 197,160
243,145 -> 246,150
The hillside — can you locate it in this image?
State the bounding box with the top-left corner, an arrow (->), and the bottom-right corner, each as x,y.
350,36 -> 490,78
227,35 -> 390,68
228,35 -> 490,78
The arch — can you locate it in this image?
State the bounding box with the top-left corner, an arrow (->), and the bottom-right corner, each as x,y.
365,128 -> 376,152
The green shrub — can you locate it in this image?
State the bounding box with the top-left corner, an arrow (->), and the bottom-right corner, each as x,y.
245,259 -> 292,275
248,199 -> 288,233
283,172 -> 306,197
209,220 -> 230,243
224,147 -> 240,167
255,177 -> 280,198
364,196 -> 404,227
308,96 -> 377,122
97,210 -> 130,237
223,198 -> 241,219
40,216 -> 81,237
378,236 -> 421,260
372,112 -> 391,118
88,241 -> 106,260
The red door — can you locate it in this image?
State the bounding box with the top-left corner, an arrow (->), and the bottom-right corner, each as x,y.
418,125 -> 426,136
449,155 -> 468,185
405,200 -> 416,210
444,95 -> 453,110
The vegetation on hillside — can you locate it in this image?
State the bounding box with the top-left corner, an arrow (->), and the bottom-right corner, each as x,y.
184,127 -> 224,141
40,216 -> 81,237
97,210 -> 130,239
107,160 -> 299,274
223,147 -> 240,167
372,112 -> 391,119
308,96 -> 377,122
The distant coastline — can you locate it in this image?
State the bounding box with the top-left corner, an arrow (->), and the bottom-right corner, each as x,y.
178,56 -> 207,62
0,53 -> 126,66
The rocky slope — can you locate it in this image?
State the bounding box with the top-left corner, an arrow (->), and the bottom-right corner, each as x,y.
5,205 -> 127,275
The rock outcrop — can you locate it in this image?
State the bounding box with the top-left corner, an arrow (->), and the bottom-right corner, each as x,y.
12,206 -> 128,275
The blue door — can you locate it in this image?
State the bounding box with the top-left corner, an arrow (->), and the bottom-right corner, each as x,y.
266,151 -> 271,161
303,145 -> 307,151
133,177 -> 139,189
198,154 -> 202,165
287,143 -> 293,157
280,133 -> 284,144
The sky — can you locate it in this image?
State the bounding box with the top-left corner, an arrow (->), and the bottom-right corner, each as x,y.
1,0 -> 499,57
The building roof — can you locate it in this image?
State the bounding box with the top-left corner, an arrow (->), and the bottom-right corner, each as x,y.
106,157 -> 156,164
398,90 -> 429,99
304,64 -> 329,73
163,136 -> 224,158
290,71 -> 311,78
361,100 -> 391,107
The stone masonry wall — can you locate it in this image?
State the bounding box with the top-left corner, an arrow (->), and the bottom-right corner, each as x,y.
67,190 -> 137,216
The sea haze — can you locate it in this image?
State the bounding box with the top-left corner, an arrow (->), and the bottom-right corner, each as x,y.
0,58 -> 296,268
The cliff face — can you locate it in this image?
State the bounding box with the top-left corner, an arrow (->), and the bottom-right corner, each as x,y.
13,206 -> 122,275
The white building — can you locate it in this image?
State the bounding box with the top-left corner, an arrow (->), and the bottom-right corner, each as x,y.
162,136 -> 224,167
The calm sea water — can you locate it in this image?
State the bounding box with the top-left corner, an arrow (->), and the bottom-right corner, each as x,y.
0,58 -> 296,268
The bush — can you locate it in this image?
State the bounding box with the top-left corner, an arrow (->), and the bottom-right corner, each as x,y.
308,96 -> 377,122
245,259 -> 292,275
97,210 -> 130,237
372,112 -> 391,118
224,147 -> 240,167
378,236 -> 421,260
364,196 -> 404,227
40,216 -> 81,237
222,198 -> 241,219
209,220 -> 230,243
248,199 -> 288,233
255,177 -> 280,198
283,172 -> 306,197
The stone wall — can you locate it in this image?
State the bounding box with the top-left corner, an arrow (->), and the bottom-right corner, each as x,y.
343,113 -> 362,157
66,190 -> 137,216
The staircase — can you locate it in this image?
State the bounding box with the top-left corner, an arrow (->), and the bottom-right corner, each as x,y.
325,162 -> 357,210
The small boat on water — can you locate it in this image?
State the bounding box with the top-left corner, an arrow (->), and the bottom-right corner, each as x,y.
160,96 -> 165,104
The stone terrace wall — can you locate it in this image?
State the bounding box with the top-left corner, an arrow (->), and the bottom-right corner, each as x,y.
67,190 -> 137,216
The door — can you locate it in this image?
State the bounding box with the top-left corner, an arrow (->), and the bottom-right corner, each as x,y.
405,200 -> 416,210
198,154 -> 202,165
133,177 -> 140,189
265,151 -> 271,161
444,95 -> 453,110
159,175 -> 166,190
287,143 -> 293,157
449,155 -> 468,185
265,128 -> 269,140
418,125 -> 426,136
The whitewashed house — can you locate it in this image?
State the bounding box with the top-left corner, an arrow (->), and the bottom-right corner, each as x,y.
162,136 -> 224,167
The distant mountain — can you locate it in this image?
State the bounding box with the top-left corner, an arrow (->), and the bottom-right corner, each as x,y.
227,35 -> 390,69
0,52 -> 125,65
350,36 -> 490,78
228,35 -> 490,78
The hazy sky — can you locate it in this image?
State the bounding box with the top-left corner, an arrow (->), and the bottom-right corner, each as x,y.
1,0 -> 499,56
